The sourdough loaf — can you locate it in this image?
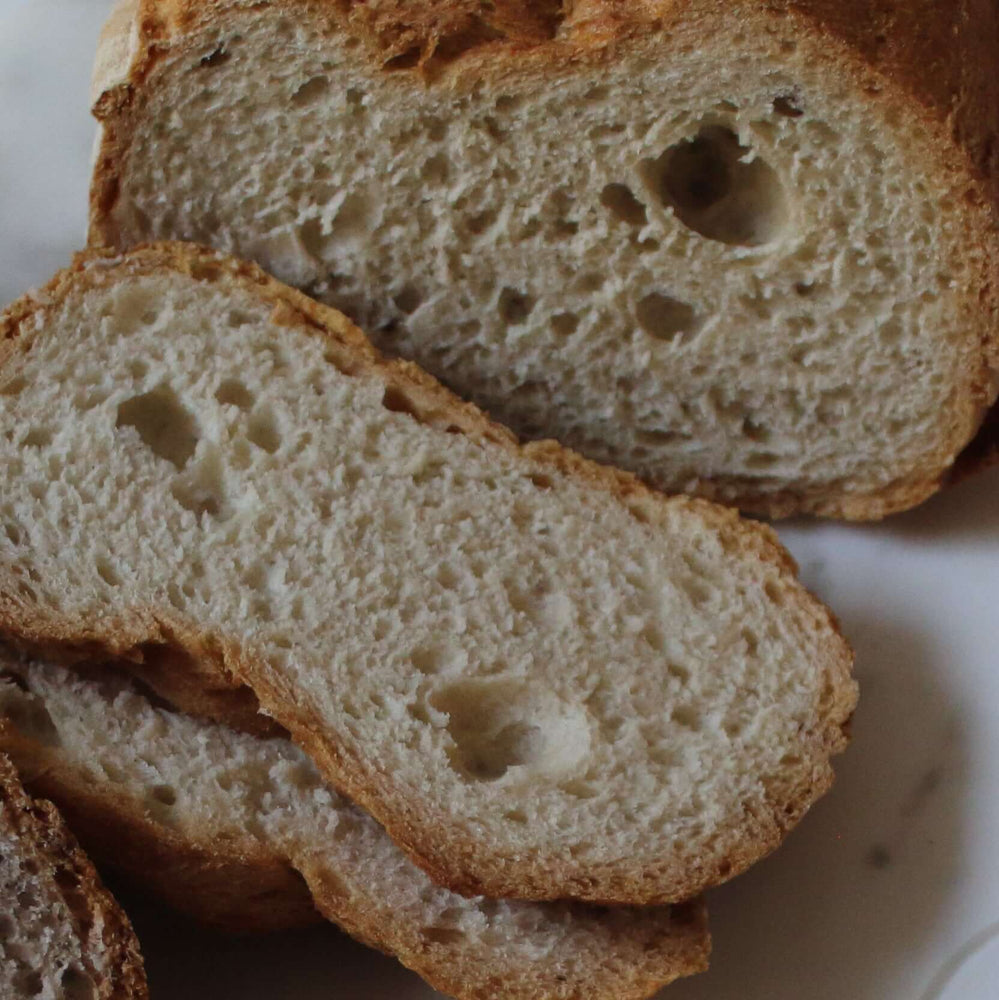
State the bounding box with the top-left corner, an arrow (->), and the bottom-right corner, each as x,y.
0,650 -> 710,1000
0,244 -> 856,904
0,751 -> 147,1000
88,0 -> 999,518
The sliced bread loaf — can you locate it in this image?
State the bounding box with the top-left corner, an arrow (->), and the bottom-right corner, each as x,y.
0,751 -> 147,1000
89,0 -> 999,518
0,244 -> 857,904
0,651 -> 710,1000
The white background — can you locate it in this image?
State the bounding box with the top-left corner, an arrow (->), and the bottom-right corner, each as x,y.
1,2 -> 997,997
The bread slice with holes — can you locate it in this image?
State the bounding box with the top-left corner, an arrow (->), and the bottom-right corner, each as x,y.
0,243 -> 857,904
88,0 -> 999,519
0,751 -> 147,1000
0,651 -> 710,1000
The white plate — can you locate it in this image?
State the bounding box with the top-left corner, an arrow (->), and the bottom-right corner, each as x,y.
1,3 -> 997,996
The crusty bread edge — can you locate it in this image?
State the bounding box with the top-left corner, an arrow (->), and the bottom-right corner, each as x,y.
85,0 -> 999,521
0,241 -> 857,905
0,667 -> 710,1000
0,752 -> 148,1000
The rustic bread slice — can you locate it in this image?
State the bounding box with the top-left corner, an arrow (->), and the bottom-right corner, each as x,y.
0,651 -> 710,1000
88,0 -> 999,519
0,243 -> 857,904
0,751 -> 147,1000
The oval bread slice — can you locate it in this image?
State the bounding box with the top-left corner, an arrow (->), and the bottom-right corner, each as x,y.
88,0 -> 999,518
0,751 -> 147,1000
0,243 -> 857,904
0,650 -> 710,1000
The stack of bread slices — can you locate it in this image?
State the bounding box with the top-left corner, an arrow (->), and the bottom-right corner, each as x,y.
3,0 -> 998,996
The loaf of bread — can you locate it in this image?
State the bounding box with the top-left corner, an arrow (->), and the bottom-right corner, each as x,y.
0,243 -> 856,904
0,650 -> 710,1000
89,0 -> 999,518
0,750 -> 147,1000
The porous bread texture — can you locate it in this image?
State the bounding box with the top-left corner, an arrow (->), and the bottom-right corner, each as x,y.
0,653 -> 710,1000
0,753 -> 147,1000
0,244 -> 857,904
88,0 -> 999,519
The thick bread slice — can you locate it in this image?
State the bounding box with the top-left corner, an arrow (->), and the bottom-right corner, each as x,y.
0,653 -> 710,1000
88,0 -> 999,519
0,243 -> 857,904
0,752 -> 147,1000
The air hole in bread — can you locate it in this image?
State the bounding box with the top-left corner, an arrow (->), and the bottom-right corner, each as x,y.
116,387 -> 200,470
432,678 -> 589,782
648,125 -> 789,246
668,662 -> 692,685
560,779 -> 599,800
383,46 -> 422,71
423,925 -> 466,946
150,784 -> 177,807
298,218 -> 328,261
422,153 -> 450,185
227,310 -> 253,329
636,293 -> 700,343
215,378 -> 254,409
22,427 -> 52,449
381,386 -> 419,419
671,705 -> 701,730
741,417 -> 771,443
393,285 -> 423,315
95,558 -> 121,588
494,94 -> 522,113
549,312 -> 579,336
170,451 -> 227,518
575,272 -> 604,294
60,967 -> 97,1000
291,75 -> 330,107
247,408 -> 282,453
332,192 -> 374,241
16,971 -> 43,996
772,94 -> 804,118
600,183 -> 648,226
410,645 -> 454,675
498,288 -> 534,326
199,45 -> 231,69
466,209 -> 498,236
0,375 -> 26,397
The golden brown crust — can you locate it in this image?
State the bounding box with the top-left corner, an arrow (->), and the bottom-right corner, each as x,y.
0,753 -> 148,1000
0,242 -> 856,906
0,660 -> 710,1000
86,0 -> 999,521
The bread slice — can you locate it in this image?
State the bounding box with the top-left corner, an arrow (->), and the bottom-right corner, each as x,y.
0,651 -> 710,1000
0,751 -> 147,1000
0,243 -> 857,904
88,0 -> 999,519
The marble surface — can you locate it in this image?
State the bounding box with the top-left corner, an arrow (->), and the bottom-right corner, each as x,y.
1,2 -> 997,997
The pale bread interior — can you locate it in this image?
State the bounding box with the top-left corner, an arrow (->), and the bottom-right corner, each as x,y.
0,252 -> 855,902
96,5 -> 982,514
0,654 -> 708,999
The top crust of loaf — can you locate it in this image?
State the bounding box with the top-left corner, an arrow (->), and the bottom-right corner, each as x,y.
0,753 -> 148,1000
88,0 -> 999,519
0,242 -> 856,905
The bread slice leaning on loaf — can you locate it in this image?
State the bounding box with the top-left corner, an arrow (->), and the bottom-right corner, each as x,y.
0,751 -> 147,1000
88,0 -> 999,519
0,243 -> 857,904
0,652 -> 710,1000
